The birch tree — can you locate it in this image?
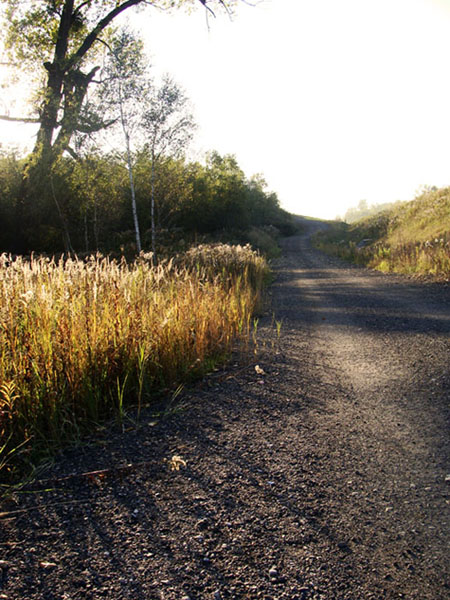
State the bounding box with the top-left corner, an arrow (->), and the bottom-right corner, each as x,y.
143,76 -> 195,254
0,0 -> 237,180
99,29 -> 149,253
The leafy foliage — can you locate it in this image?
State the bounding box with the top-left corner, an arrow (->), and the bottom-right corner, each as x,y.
0,148 -> 296,256
1,0 -> 238,172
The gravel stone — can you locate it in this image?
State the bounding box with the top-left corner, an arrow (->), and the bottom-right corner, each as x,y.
0,221 -> 449,599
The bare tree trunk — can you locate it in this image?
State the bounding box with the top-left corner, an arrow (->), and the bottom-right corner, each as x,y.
119,87 -> 141,253
93,199 -> 99,251
84,211 -> 89,253
126,139 -> 141,254
151,152 -> 156,257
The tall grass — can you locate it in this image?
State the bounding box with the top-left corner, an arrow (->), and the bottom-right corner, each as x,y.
315,188 -> 450,281
0,245 -> 268,481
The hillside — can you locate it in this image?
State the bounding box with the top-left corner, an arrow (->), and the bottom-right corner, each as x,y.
315,187 -> 450,280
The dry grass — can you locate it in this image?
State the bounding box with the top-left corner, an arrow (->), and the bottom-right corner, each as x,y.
0,245 -> 268,481
315,188 -> 450,281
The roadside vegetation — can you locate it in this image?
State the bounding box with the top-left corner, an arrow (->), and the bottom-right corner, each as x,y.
315,187 -> 450,281
0,148 -> 296,260
0,245 -> 269,483
0,145 -> 296,485
0,3 -> 298,485
0,144 -> 294,484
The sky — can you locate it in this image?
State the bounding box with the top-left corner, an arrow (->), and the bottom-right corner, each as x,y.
2,0 -> 450,219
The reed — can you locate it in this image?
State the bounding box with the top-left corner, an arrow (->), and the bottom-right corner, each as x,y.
0,245 -> 268,481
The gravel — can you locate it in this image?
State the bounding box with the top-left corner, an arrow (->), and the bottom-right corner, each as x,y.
1,221 -> 449,599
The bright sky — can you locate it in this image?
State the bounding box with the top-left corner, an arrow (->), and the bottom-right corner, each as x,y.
2,0 -> 450,219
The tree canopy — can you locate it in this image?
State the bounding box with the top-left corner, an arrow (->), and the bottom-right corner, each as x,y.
0,146 -> 296,255
1,0 -> 237,172
0,1 -> 298,259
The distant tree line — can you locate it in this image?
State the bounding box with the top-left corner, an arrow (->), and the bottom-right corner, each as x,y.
340,199 -> 404,223
0,147 -> 295,255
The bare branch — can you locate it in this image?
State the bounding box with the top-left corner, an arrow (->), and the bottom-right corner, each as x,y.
0,115 -> 40,124
73,0 -> 92,16
75,117 -> 117,133
95,38 -> 114,53
198,0 -> 216,17
64,146 -> 79,160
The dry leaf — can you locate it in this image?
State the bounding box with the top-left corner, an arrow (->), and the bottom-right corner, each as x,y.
168,455 -> 187,471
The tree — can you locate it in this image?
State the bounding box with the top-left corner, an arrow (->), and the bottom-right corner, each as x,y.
0,0 -> 237,178
99,29 -> 149,253
142,75 -> 196,254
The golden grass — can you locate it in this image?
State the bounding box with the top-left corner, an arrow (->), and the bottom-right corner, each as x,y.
0,245 -> 268,480
315,188 -> 450,281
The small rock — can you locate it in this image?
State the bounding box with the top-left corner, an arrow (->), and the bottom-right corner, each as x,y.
269,566 -> 278,578
39,561 -> 57,569
197,518 -> 208,530
337,541 -> 351,553
214,591 -> 222,600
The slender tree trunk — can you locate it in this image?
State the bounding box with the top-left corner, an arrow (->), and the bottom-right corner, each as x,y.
84,211 -> 89,253
119,86 -> 141,253
126,138 -> 141,253
93,199 -> 99,251
151,151 -> 156,257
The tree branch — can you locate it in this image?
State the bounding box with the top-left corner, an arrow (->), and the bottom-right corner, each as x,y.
70,0 -> 146,67
199,0 -> 216,17
0,115 -> 40,123
75,117 -> 117,133
73,0 -> 92,17
64,146 -> 79,160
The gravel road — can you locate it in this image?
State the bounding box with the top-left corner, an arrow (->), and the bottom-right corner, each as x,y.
1,222 -> 449,599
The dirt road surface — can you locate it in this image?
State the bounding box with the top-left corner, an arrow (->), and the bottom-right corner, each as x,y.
1,221 -> 449,599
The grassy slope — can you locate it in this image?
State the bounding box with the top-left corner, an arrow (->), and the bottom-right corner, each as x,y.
315,187 -> 450,280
